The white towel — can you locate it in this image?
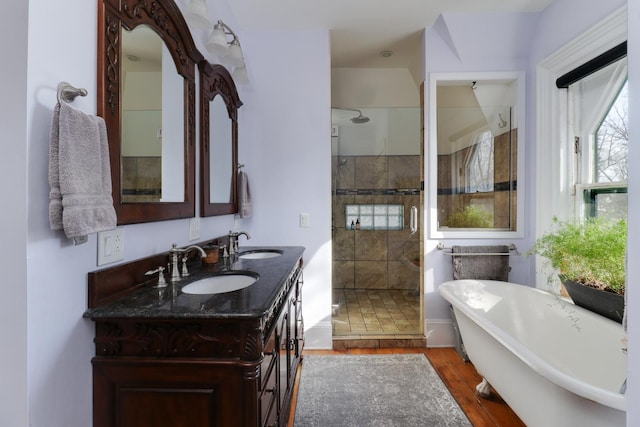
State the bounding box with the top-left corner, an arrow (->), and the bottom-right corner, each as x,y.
49,102 -> 117,243
238,170 -> 252,218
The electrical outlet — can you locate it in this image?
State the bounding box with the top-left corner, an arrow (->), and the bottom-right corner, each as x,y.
189,217 -> 200,240
97,228 -> 124,266
299,212 -> 311,228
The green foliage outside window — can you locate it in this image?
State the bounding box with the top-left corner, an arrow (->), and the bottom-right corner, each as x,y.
446,205 -> 493,228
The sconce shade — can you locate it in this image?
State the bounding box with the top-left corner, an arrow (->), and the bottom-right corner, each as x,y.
226,39 -> 245,67
206,23 -> 230,56
232,65 -> 249,85
185,0 -> 212,29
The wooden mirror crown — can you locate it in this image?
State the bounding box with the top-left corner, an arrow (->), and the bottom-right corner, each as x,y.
199,61 -> 242,216
98,0 -> 203,224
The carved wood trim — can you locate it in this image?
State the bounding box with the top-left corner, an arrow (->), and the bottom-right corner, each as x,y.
94,320 -> 243,358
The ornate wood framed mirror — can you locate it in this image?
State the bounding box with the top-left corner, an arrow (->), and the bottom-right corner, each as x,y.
199,62 -> 242,216
98,0 -> 203,224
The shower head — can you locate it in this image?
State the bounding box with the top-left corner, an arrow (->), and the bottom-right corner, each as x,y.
350,111 -> 370,124
332,107 -> 371,124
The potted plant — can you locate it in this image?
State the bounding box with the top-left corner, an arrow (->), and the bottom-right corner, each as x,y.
529,216 -> 627,322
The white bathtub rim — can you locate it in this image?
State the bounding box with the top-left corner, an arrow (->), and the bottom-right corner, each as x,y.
439,280 -> 627,412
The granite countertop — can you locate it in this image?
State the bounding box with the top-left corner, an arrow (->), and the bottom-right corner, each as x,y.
83,246 -> 304,321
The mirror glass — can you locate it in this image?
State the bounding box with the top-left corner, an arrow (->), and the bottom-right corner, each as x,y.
429,72 -> 524,238
98,0 -> 201,224
199,62 -> 242,217
121,25 -> 184,202
210,95 -> 233,203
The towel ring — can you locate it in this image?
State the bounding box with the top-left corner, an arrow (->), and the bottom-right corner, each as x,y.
57,82 -> 88,104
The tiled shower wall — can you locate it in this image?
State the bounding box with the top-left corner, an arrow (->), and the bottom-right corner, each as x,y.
122,156 -> 162,202
332,155 -> 421,291
437,129 -> 517,229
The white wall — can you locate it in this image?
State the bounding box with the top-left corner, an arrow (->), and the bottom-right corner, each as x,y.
624,1 -> 638,425
237,29 -> 333,348
0,0 -> 28,425
332,68 -> 420,108
24,2 -> 98,426
423,12 -> 538,343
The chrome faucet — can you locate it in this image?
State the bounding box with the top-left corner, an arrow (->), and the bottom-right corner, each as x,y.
169,244 -> 207,282
228,231 -> 251,255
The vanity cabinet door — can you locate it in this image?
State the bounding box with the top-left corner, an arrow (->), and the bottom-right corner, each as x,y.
286,294 -> 298,392
92,359 -> 233,427
277,301 -> 290,422
294,273 -> 304,364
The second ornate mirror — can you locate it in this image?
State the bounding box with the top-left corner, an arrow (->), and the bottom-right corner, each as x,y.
199,62 -> 243,216
98,0 -> 203,224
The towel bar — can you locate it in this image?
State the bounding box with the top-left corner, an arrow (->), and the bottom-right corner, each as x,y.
57,82 -> 88,104
436,243 -> 520,256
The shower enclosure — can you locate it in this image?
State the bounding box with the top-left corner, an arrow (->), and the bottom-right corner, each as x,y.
331,107 -> 423,339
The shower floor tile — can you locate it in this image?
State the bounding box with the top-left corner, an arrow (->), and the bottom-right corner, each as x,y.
332,288 -> 422,336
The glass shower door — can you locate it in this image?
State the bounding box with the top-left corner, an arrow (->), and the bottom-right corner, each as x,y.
331,107 -> 423,337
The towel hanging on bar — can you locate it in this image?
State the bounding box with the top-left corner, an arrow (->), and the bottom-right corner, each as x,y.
49,99 -> 116,244
450,245 -> 511,281
238,168 -> 252,218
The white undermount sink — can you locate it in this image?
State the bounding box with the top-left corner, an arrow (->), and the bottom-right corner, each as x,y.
181,273 -> 259,295
238,250 -> 283,260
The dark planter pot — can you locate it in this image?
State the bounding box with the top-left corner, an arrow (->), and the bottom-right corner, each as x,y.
562,278 -> 624,323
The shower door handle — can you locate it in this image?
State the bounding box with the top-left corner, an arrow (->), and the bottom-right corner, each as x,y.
410,206 -> 418,235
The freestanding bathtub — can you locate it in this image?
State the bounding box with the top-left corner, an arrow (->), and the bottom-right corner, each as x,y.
439,279 -> 627,427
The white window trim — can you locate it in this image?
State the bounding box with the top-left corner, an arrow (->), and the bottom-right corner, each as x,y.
575,181 -> 628,221
535,6 -> 626,289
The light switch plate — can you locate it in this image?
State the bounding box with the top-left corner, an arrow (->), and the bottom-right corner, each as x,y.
97,228 -> 124,266
299,212 -> 311,227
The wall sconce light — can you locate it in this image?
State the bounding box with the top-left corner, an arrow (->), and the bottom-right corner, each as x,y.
206,20 -> 245,68
232,65 -> 249,85
184,0 -> 212,29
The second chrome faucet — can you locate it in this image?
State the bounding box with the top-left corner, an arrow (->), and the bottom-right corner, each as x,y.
228,231 -> 251,255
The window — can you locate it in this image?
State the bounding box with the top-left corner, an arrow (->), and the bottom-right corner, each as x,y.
465,130 -> 494,193
595,81 -> 628,184
567,56 -> 627,220
345,204 -> 404,230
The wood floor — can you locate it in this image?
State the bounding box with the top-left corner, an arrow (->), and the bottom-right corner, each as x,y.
288,347 -> 525,427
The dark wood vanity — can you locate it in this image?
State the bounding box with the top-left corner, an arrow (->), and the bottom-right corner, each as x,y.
85,246 -> 304,427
